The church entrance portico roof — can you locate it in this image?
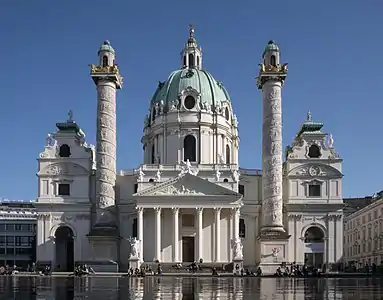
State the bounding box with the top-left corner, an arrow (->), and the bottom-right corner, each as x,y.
132,173 -> 243,208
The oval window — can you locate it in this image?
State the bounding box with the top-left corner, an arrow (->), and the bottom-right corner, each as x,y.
184,95 -> 196,110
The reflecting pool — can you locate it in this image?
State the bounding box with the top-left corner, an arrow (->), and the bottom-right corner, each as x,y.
0,276 -> 382,299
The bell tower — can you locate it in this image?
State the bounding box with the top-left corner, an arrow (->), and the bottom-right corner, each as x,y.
89,41 -> 123,226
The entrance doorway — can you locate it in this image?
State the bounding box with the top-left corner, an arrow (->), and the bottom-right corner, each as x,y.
304,226 -> 325,268
182,236 -> 195,262
55,226 -> 74,272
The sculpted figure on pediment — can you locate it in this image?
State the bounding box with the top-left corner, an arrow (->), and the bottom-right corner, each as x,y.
152,184 -> 204,196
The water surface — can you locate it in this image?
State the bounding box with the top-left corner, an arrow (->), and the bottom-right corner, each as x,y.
0,276 -> 382,299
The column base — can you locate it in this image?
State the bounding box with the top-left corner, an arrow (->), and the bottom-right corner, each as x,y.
257,231 -> 290,275
86,227 -> 119,272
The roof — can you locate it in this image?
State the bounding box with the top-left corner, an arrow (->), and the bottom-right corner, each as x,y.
263,40 -> 280,56
150,68 -> 231,111
98,40 -> 115,54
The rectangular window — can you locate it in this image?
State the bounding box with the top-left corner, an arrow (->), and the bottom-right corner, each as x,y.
132,218 -> 137,238
134,184 -> 138,194
0,248 -> 5,255
6,224 -> 15,231
0,224 -> 5,231
239,218 -> 246,238
58,184 -> 70,196
6,236 -> 14,246
308,184 -> 321,197
238,184 -> 245,196
0,236 -> 5,246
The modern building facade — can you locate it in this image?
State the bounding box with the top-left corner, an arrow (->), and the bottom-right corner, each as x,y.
0,200 -> 37,268
343,195 -> 383,267
34,27 -> 344,273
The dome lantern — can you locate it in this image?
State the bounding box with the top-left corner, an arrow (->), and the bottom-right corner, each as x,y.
181,25 -> 203,70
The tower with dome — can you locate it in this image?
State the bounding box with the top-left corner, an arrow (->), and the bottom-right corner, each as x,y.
34,27 -> 344,274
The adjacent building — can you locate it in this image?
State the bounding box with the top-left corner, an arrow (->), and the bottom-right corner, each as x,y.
343,195 -> 383,267
0,200 -> 37,268
34,27 -> 344,273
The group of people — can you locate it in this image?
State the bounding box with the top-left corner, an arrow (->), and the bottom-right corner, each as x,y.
73,264 -> 95,277
275,263 -> 313,277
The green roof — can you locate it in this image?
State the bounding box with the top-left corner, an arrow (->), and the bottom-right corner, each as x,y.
150,68 -> 231,110
98,40 -> 115,54
263,40 -> 279,56
297,112 -> 324,137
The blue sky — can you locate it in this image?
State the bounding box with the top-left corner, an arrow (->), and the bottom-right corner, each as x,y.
0,1 -> 381,200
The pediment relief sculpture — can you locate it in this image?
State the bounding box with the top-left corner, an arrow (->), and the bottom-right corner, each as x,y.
150,184 -> 205,196
288,164 -> 342,178
39,162 -> 89,176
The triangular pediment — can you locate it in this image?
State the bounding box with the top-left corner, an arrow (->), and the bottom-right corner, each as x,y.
134,173 -> 242,197
287,163 -> 343,178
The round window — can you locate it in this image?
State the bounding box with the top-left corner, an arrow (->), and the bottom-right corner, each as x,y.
184,95 -> 196,110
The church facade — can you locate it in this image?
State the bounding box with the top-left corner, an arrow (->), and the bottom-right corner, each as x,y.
35,27 -> 344,273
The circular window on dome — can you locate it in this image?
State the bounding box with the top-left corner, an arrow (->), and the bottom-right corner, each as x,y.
184,95 -> 196,110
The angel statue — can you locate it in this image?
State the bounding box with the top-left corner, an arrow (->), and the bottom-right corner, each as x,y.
128,237 -> 141,259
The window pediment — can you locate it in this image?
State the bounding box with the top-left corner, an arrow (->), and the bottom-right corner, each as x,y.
288,163 -> 342,178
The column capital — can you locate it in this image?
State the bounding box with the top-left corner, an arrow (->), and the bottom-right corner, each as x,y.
171,207 -> 180,214
231,206 -> 241,214
135,206 -> 144,213
196,207 -> 204,213
213,207 -> 222,213
154,207 -> 161,213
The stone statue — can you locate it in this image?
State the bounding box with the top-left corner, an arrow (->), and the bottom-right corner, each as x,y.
144,115 -> 149,127
259,63 -> 265,72
232,169 -> 240,182
136,167 -> 145,182
328,134 -> 334,148
128,237 -> 140,258
215,169 -> 221,181
45,134 -> 56,147
218,154 -> 225,164
68,110 -> 73,122
155,169 -> 161,182
179,159 -> 199,177
231,238 -> 243,259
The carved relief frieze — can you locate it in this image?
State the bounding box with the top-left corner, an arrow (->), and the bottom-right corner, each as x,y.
152,185 -> 204,196
288,214 -> 302,221
41,163 -> 89,176
37,213 -> 50,220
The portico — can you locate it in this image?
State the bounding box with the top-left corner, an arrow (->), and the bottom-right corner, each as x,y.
132,173 -> 243,263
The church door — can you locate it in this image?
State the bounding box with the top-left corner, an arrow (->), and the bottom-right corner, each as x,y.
182,237 -> 195,262
55,226 -> 75,272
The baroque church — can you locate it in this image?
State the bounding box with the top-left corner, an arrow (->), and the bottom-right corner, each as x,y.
35,26 -> 344,273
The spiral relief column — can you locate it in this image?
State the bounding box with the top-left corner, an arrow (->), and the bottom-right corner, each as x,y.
90,41 -> 123,226
257,40 -> 288,234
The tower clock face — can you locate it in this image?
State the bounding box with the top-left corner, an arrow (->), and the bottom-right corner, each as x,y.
309,166 -> 321,176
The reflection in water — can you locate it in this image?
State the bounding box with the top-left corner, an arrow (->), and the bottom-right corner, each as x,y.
0,276 -> 383,299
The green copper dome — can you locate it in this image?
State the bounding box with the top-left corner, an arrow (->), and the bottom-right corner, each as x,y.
151,68 -> 230,110
263,40 -> 279,56
98,40 -> 115,54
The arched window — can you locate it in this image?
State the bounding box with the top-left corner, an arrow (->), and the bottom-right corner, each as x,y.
183,56 -> 186,67
304,227 -> 324,243
197,56 -> 200,67
270,55 -> 276,66
308,144 -> 321,158
151,108 -> 156,122
239,218 -> 246,238
184,135 -> 196,162
132,218 -> 137,238
149,178 -> 154,182
223,178 -> 229,183
102,56 -> 108,67
226,145 -> 231,164
225,107 -> 230,121
59,144 -> 71,157
184,95 -> 196,109
151,144 -> 155,164
188,53 -> 194,68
